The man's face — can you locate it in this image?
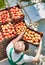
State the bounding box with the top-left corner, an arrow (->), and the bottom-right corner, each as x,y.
14,41 -> 25,52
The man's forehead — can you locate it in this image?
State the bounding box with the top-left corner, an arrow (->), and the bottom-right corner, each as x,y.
15,41 -> 24,46
18,41 -> 24,43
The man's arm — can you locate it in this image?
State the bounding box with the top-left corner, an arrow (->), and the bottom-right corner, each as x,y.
33,40 -> 42,62
23,39 -> 42,63
10,32 -> 25,46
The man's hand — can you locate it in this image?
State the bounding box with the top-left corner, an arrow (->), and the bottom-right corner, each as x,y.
39,39 -> 42,46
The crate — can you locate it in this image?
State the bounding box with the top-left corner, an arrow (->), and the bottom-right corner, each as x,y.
0,39 -> 10,60
8,5 -> 24,24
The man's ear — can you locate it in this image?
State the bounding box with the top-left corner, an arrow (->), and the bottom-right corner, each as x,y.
24,43 -> 29,51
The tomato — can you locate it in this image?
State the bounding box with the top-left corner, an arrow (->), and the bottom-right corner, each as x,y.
11,34 -> 14,37
5,36 -> 8,39
13,31 -> 16,36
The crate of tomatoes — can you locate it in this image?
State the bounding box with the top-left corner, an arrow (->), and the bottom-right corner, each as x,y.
23,28 -> 43,46
1,22 -> 17,40
0,22 -> 17,60
14,20 -> 43,46
0,5 -> 24,25
8,5 -> 24,24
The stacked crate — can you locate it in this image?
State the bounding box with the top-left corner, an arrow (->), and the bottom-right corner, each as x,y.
0,5 -> 24,60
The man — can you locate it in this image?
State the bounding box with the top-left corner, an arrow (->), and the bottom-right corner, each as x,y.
6,31 -> 42,65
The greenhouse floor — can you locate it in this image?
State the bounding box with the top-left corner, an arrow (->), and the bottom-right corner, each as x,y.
0,58 -> 35,65
0,58 -> 10,65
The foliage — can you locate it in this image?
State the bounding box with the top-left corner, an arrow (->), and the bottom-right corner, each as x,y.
0,0 -> 5,8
